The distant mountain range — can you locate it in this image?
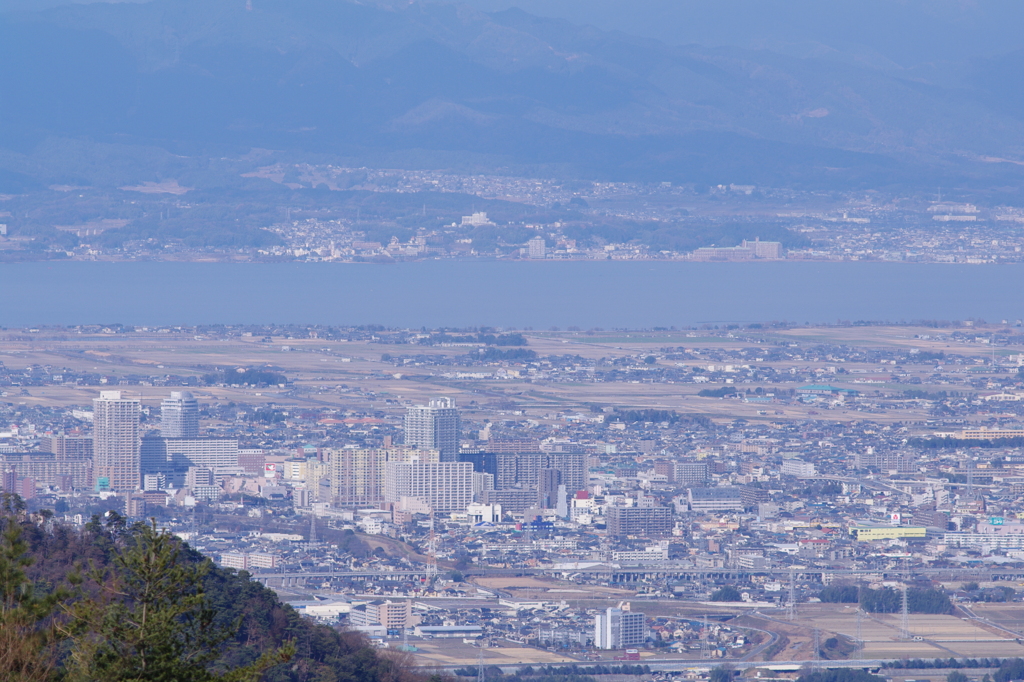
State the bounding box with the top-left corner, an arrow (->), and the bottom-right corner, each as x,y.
4,0 -> 1024,191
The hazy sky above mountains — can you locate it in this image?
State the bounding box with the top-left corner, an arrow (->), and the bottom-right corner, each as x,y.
5,0 -> 1024,190
461,0 -> 1024,65
10,0 -> 1024,66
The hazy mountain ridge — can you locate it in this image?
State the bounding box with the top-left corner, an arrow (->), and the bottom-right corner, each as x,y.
2,0 -> 1024,189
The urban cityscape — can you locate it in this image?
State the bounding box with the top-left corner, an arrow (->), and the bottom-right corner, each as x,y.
4,322 -> 1024,678
6,0 -> 1024,680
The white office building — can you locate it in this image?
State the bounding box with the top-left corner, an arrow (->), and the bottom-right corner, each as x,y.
781,459 -> 816,477
161,391 -> 199,438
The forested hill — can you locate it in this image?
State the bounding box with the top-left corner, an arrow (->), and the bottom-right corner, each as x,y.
0,501 -> 424,682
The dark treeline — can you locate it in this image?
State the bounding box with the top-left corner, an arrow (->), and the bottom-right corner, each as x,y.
607,409 -> 711,426
203,368 -> 288,386
884,657 -> 1005,670
479,348 -> 538,361
796,670 -> 884,682
819,586 -> 953,614
698,387 -> 737,398
902,389 -> 950,400
0,497 -> 430,682
422,333 -> 528,346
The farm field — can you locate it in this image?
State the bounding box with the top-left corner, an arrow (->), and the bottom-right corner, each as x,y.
0,325 -> 972,426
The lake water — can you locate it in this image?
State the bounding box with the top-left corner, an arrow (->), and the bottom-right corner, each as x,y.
2,260 -> 1023,328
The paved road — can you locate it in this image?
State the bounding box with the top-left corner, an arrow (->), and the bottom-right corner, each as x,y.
959,604 -> 1024,639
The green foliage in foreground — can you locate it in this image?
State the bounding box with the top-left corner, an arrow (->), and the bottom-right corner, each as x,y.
62,520 -> 291,682
0,498 -> 422,682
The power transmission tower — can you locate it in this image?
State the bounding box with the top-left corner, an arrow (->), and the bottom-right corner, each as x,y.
899,578 -> 911,640
309,514 -> 318,545
812,628 -> 821,670
787,569 -> 796,620
856,585 -> 864,659
700,615 -> 712,659
477,644 -> 485,682
426,510 -> 438,580
967,456 -> 975,498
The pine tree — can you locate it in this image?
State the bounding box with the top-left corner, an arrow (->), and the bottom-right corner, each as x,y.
63,520 -> 293,682
0,496 -> 70,682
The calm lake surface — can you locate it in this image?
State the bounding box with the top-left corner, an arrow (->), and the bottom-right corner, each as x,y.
2,261 -> 1023,328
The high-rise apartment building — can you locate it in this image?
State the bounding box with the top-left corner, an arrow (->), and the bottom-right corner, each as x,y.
383,460 -> 472,513
673,461 -> 709,486
39,435 -> 93,460
160,391 -> 199,438
494,451 -> 586,494
93,391 -> 141,491
594,608 -> 646,649
687,486 -> 744,513
404,398 -> 460,461
527,236 -> 547,259
0,453 -> 91,489
483,438 -> 541,453
741,238 -> 783,259
140,436 -> 240,485
538,468 -> 561,508
605,506 -> 674,536
330,447 -> 438,507
348,600 -> 415,631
